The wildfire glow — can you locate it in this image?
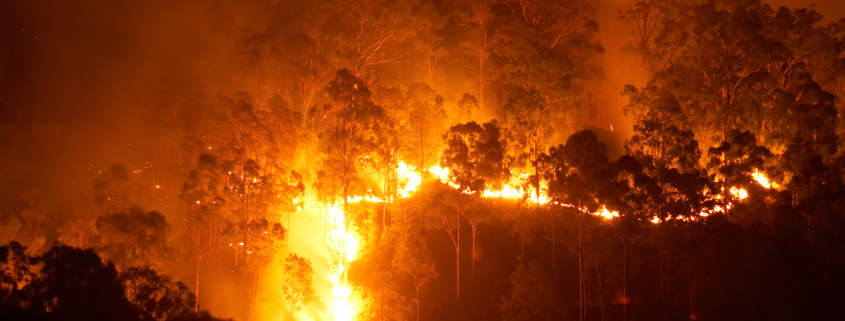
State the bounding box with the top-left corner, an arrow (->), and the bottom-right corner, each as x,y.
730,186 -> 748,200
329,262 -> 355,319
396,161 -> 422,198
596,206 -> 620,220
314,160 -> 660,319
752,170 -> 778,189
326,202 -> 360,321
482,184 -> 522,199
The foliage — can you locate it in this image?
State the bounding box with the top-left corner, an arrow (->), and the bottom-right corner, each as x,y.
94,207 -> 170,269
281,253 -> 317,317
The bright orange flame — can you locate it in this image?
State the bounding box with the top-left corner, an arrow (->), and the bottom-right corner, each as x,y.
326,203 -> 360,320
730,186 -> 748,200
312,161 -> 636,319
752,170 -> 778,189
596,206 -> 620,220
396,162 -> 422,198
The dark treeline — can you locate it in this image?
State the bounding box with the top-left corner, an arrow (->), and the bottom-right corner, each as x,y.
0,241 -> 227,321
3,0 -> 845,321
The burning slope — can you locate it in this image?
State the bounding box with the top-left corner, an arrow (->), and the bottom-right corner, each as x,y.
288,160 -> 775,320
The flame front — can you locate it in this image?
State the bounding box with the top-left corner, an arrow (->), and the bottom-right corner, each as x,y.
326,203 -> 359,321
305,163 -> 775,320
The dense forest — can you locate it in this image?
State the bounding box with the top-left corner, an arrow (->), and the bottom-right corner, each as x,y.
3,0 -> 845,320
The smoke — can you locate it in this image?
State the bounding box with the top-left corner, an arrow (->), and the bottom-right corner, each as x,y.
0,0 -> 264,217
0,2 -> 268,317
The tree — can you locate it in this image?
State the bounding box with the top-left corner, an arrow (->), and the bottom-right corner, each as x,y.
414,2 -> 449,87
34,244 -> 141,321
403,83 -> 447,184
392,209 -> 436,321
57,193 -> 99,249
540,129 -> 611,321
607,155 -> 661,321
319,69 -> 391,284
2,243 -> 227,321
0,241 -> 39,319
120,267 -> 196,321
440,120 -> 510,302
18,190 -> 51,251
452,0 -> 500,112
708,129 -> 774,219
502,89 -> 565,203
456,93 -> 480,124
239,217 -> 287,274
618,0 -> 691,79
499,261 -> 559,321
179,153 -> 227,314
499,0 -> 601,155
281,253 -> 316,319
329,0 -> 418,81
93,164 -> 150,214
94,207 -> 171,270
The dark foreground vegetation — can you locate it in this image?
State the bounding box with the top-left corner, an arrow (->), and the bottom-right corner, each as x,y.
0,241 -> 228,321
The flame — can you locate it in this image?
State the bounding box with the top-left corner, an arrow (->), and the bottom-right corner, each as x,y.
331,281 -> 354,321
396,161 -> 422,198
596,206 -> 620,220
326,202 -> 360,321
428,165 -> 450,182
308,160 -> 677,319
729,186 -> 748,200
752,170 -> 778,189
481,184 -> 522,198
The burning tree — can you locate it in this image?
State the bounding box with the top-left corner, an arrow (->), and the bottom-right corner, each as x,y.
319,69 -> 392,273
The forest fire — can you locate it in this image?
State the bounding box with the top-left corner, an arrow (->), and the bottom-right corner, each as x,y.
325,202 -> 361,320
752,170 -> 778,189
4,1 -> 845,321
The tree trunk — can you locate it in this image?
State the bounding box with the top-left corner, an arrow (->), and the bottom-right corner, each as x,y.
457,207 -> 461,307
623,231 -> 628,321
471,221 -> 478,284
578,211 -> 584,321
195,254 -> 200,313
479,56 -> 484,113
596,265 -> 604,321
415,274 -> 421,321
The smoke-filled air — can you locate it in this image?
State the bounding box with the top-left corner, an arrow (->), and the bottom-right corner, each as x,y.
3,0 -> 845,320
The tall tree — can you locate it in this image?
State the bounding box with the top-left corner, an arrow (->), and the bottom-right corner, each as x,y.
94,207 -> 171,270
440,120 -> 510,303
540,130 -> 611,321
403,83 -> 448,183
392,209 -> 436,321
319,69 -> 391,284
618,0 -> 691,79
453,0 -> 500,112
330,0 -> 419,81
281,253 -> 316,320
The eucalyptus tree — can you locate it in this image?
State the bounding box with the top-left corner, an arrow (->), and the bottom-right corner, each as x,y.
539,130 -> 612,321
440,120 -> 510,304
318,69 -> 392,283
